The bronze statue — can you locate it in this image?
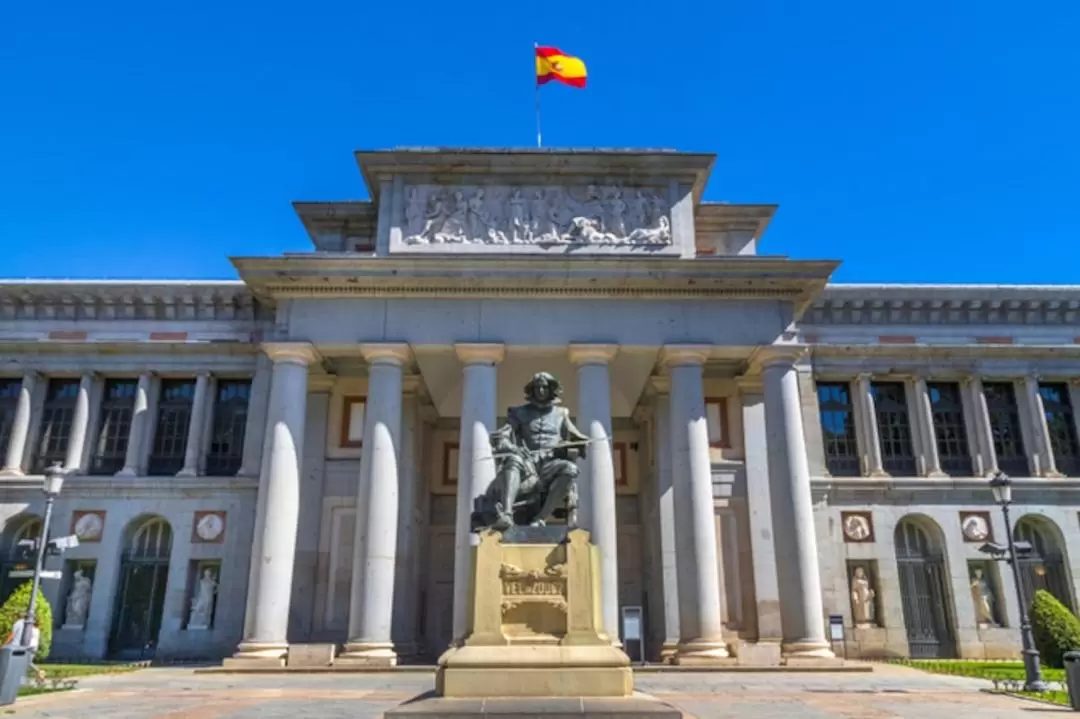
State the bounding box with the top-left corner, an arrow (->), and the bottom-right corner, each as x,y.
471,372 -> 590,531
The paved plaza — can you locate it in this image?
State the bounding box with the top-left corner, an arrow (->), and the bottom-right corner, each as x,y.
3,666 -> 1070,718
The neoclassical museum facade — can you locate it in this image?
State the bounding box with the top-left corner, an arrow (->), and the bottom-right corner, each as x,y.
1,148 -> 1078,665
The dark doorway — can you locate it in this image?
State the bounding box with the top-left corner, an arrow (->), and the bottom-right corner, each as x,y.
109,517 -> 172,659
894,519 -> 956,659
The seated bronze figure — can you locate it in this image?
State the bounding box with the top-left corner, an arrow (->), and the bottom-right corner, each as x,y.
471,372 -> 591,531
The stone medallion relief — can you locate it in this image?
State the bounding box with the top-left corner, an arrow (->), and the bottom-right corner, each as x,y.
402,184 -> 672,246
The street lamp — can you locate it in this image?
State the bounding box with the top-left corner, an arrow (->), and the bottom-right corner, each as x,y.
980,470 -> 1048,693
21,463 -> 65,647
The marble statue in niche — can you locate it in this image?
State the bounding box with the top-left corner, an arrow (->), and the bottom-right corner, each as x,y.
970,567 -> 997,627
64,569 -> 92,628
401,184 -> 673,246
188,568 -> 219,630
849,565 -> 876,627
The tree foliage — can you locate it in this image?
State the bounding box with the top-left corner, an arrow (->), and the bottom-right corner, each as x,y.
0,581 -> 52,659
1031,589 -> 1080,669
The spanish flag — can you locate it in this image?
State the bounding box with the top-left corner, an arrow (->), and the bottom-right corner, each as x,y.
536,45 -> 587,88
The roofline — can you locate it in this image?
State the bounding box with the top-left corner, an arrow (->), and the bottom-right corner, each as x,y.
354,147 -> 717,203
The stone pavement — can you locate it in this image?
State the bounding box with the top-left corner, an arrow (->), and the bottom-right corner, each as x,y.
3,665 -> 1070,718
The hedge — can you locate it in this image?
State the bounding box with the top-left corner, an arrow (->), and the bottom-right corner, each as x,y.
1031,589 -> 1080,669
0,582 -> 52,659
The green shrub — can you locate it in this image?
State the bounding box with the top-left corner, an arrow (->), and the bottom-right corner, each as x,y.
1031,589 -> 1080,669
0,582 -> 52,659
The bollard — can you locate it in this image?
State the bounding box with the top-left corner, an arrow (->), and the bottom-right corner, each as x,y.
1064,651 -> 1080,711
0,646 -> 29,706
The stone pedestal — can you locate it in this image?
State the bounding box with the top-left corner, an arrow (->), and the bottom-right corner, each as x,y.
435,528 -> 632,699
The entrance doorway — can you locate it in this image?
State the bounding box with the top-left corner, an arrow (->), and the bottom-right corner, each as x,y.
894,518 -> 955,659
110,517 -> 172,659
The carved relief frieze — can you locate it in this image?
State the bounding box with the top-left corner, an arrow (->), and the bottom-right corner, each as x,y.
402,184 -> 671,247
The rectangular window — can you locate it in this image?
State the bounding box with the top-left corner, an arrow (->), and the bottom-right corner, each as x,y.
1039,383 -> 1080,477
32,378 -> 80,473
341,397 -> 365,448
983,382 -> 1028,476
816,381 -> 860,477
928,382 -> 972,476
90,379 -> 138,475
148,379 -> 195,476
871,381 -> 916,476
0,379 -> 20,462
705,398 -> 728,448
205,379 -> 251,476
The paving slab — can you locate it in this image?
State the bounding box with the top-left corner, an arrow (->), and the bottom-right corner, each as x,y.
1,666 -> 1070,718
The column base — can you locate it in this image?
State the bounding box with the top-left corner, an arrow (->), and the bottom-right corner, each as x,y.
781,640 -> 841,667
222,641 -> 288,668
0,468 -> 25,478
659,641 -> 679,664
336,641 -> 398,667
176,468 -> 200,478
673,639 -> 735,666
115,468 -> 140,478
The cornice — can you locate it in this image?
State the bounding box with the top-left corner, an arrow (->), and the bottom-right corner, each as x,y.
231,255 -> 837,315
354,148 -> 717,203
811,285 -> 1080,327
0,281 -> 266,322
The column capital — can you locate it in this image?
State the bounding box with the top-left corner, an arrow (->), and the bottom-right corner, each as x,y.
856,371 -> 874,382
735,375 -> 763,393
262,342 -> 319,366
660,344 -> 712,367
568,344 -> 619,366
307,373 -> 337,393
455,343 -> 505,366
755,345 -> 807,373
361,342 -> 412,366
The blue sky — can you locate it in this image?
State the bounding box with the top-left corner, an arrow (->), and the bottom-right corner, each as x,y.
2,1 -> 1077,283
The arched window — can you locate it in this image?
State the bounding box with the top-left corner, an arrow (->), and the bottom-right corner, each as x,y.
1015,517 -> 1072,610
125,517 -> 172,561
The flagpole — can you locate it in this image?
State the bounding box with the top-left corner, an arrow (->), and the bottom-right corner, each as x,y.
534,42 -> 542,148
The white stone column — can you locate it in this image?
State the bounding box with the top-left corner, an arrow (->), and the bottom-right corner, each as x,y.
1,372 -> 38,476
854,373 -> 886,476
738,379 -> 783,663
62,373 -> 94,472
1022,375 -> 1060,477
177,373 -> 211,477
914,375 -> 946,477
964,376 -> 998,476
342,343 -> 409,666
117,374 -> 152,477
663,345 -> 729,663
569,344 -> 620,643
230,342 -> 316,666
451,343 -> 504,645
761,350 -> 833,660
650,381 -> 680,661
238,354 -> 272,477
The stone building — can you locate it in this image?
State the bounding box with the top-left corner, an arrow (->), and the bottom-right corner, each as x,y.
0,148 -> 1076,664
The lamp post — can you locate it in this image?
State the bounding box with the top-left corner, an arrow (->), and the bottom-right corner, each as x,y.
21,463 -> 65,647
985,470 -> 1048,693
